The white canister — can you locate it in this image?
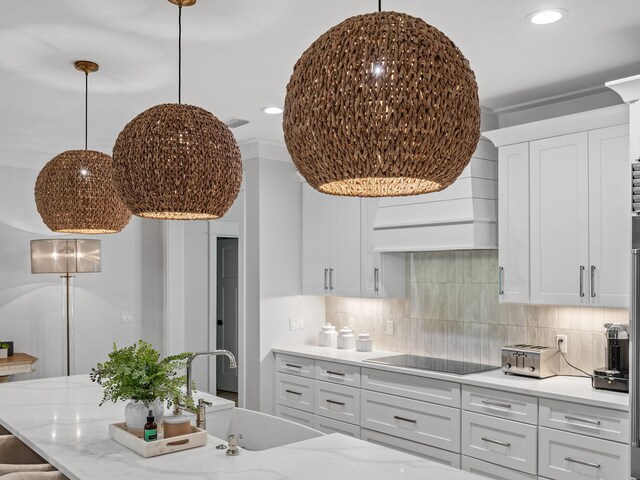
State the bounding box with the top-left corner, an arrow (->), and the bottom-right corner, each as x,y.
318,323 -> 338,348
356,332 -> 373,352
337,327 -> 356,350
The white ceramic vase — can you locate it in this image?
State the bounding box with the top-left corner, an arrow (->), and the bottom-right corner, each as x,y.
124,399 -> 164,432
0,349 -> 7,359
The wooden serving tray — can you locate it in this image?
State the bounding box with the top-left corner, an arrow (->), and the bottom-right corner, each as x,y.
109,422 -> 207,457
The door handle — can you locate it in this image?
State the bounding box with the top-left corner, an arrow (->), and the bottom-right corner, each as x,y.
324,268 -> 328,291
590,265 -> 596,298
217,319 -> 223,326
326,399 -> 345,406
564,457 -> 600,469
579,266 -> 585,297
481,399 -> 512,409
329,268 -> 334,290
393,415 -> 417,424
498,266 -> 504,295
481,436 -> 511,447
285,389 -> 302,396
564,414 -> 600,426
374,268 -> 379,292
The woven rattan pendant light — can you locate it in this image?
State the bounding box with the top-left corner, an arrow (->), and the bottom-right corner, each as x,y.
112,0 -> 242,220
35,61 -> 132,234
283,2 -> 481,197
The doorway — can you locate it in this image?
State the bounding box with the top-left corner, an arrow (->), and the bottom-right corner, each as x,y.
216,237 -> 238,403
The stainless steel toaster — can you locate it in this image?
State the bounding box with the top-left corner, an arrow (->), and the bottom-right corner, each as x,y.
501,344 -> 560,378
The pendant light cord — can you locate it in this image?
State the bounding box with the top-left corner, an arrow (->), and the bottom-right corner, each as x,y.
84,71 -> 88,150
178,4 -> 182,104
378,0 -> 381,12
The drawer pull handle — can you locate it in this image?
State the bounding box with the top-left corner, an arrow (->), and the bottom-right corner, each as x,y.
393,415 -> 417,424
326,399 -> 345,406
285,389 -> 302,396
326,370 -> 346,377
564,456 -> 601,469
481,399 -> 512,409
481,436 -> 511,447
285,363 -> 302,369
564,414 -> 601,426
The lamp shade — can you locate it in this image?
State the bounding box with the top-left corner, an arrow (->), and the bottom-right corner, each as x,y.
30,239 -> 101,274
283,11 -> 481,197
112,103 -> 243,220
34,150 -> 132,234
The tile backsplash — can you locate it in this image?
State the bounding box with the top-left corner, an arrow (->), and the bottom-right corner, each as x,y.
325,250 -> 628,375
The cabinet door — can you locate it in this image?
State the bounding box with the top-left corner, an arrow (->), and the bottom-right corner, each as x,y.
588,124 -> 630,307
498,143 -> 530,303
331,195 -> 361,296
530,133 -> 590,305
302,183 -> 332,295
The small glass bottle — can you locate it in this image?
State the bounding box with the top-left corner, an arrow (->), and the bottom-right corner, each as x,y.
144,409 -> 158,442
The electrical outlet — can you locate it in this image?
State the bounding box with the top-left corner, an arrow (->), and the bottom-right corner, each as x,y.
289,317 -> 305,330
120,311 -> 133,324
556,334 -> 568,353
385,320 -> 395,335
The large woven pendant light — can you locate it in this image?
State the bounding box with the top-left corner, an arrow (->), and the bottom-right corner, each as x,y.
283,2 -> 481,197
35,61 -> 131,233
112,0 -> 242,220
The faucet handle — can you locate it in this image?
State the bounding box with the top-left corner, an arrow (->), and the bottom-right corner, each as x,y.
198,398 -> 213,407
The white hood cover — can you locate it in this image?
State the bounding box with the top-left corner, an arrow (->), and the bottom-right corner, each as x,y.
372,138 -> 498,252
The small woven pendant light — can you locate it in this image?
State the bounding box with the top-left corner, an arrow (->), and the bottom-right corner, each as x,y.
35,61 -> 131,234
283,2 -> 481,197
112,0 -> 242,220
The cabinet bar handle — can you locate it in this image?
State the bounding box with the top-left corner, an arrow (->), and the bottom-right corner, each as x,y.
285,389 -> 302,396
329,268 -> 334,290
285,363 -> 302,369
326,399 -> 346,406
393,415 -> 417,424
481,399 -> 512,409
374,267 -> 379,292
591,265 -> 596,298
481,436 -> 511,447
324,268 -> 328,291
564,414 -> 601,426
498,266 -> 504,295
564,457 -> 600,469
326,370 -> 345,377
579,266 -> 585,297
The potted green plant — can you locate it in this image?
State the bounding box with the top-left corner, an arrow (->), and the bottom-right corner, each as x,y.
0,343 -> 8,359
90,340 -> 194,432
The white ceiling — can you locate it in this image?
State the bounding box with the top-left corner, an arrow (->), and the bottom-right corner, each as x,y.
1,0 -> 639,170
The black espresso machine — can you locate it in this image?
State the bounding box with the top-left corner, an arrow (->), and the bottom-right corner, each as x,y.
592,322 -> 629,392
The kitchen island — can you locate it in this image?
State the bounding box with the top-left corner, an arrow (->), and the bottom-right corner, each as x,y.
0,376 -> 483,480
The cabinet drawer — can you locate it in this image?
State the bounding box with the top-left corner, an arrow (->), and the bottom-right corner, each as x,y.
314,381 -> 360,425
275,354 -> 315,378
539,427 -> 629,480
313,416 -> 360,438
462,456 -> 537,480
539,398 -> 628,443
276,372 -> 314,413
275,404 -> 315,428
462,411 -> 537,475
316,360 -> 361,387
462,385 -> 538,425
361,390 -> 460,453
361,429 -> 460,468
362,367 -> 460,407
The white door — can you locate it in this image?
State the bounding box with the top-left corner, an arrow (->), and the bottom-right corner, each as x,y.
216,237 -> 238,393
588,124 -> 630,307
530,132 -> 590,305
331,195 -> 361,296
498,142 -> 530,303
360,198 -> 382,298
302,183 -> 333,295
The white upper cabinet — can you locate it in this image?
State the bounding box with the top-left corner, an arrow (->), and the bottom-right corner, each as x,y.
498,143 -> 530,303
302,183 -> 360,296
587,125 -> 630,307
530,132 -> 591,305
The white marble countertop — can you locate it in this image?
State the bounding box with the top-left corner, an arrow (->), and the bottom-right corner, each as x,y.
273,345 -> 629,411
0,375 -> 483,480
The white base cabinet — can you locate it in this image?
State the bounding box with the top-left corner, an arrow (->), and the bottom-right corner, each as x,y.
462,456 -> 536,480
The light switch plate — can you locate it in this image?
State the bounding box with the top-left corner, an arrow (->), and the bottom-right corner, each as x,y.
120,311 -> 133,324
290,317 -> 305,330
385,320 -> 395,335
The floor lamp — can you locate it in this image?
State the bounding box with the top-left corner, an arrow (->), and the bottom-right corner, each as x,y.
30,239 -> 101,376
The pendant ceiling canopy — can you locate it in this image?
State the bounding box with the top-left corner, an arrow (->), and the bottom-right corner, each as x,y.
34,61 -> 131,234
112,0 -> 242,220
283,10 -> 481,197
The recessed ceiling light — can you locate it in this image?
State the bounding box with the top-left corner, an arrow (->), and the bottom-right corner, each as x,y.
262,106 -> 283,115
527,9 -> 567,25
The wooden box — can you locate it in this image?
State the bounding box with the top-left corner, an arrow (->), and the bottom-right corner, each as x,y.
109,422 -> 207,457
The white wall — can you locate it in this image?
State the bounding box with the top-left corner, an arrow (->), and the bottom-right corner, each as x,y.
0,164 -> 164,379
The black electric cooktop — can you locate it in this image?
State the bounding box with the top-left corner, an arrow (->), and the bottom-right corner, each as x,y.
362,354 -> 499,375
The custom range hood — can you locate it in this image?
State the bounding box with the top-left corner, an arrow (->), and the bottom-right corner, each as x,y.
372,138 -> 498,252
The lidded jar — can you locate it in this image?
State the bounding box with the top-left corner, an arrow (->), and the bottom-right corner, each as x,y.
356,331 -> 373,352
318,323 -> 338,348
337,326 -> 356,350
